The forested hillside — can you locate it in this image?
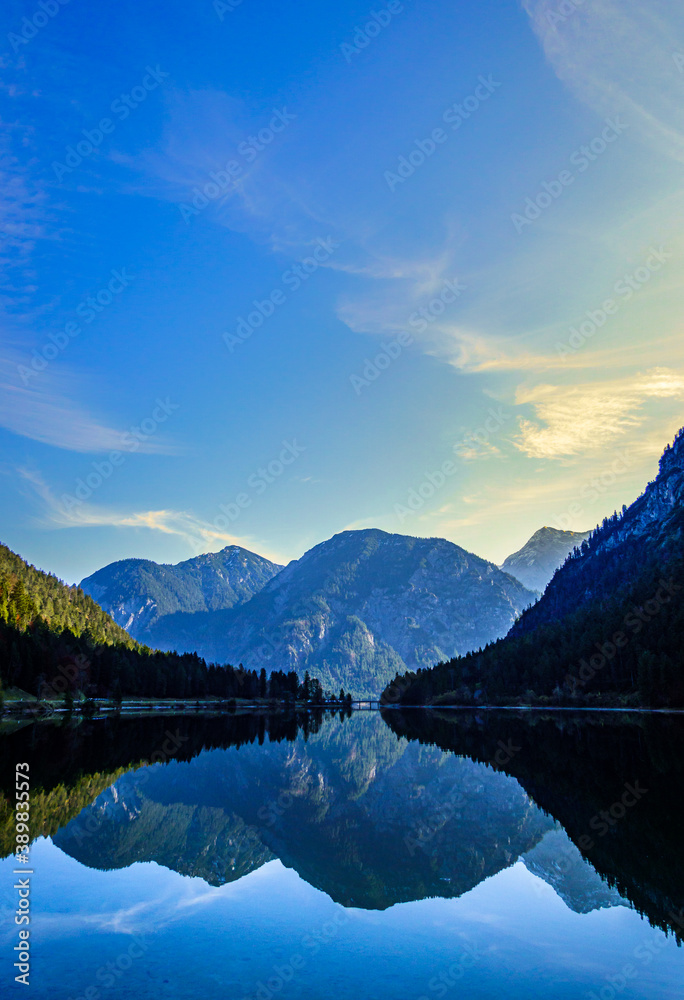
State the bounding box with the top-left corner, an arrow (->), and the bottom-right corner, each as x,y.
0,543 -> 325,703
382,428 -> 684,708
1,542 -> 136,649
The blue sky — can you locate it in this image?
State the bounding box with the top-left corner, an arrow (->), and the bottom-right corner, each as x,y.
2,0 -> 684,583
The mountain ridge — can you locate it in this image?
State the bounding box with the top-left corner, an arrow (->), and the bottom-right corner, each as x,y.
0,542 -> 316,703
500,526 -> 592,592
144,528 -> 537,697
80,545 -> 283,639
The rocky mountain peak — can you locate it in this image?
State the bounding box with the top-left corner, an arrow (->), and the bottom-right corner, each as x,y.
500,526 -> 591,593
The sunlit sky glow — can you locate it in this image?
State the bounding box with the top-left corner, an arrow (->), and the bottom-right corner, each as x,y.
1,0 -> 684,582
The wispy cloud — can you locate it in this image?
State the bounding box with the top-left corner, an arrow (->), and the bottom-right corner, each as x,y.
434,327 -> 684,376
454,439 -> 505,462
522,0 -> 684,161
20,467 -> 280,558
0,129 -> 52,314
125,88 -> 341,256
0,351 -> 177,454
513,367 -> 684,458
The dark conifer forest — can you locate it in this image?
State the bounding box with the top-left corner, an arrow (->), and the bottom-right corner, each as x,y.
382,430 -> 684,708
0,542 -> 327,702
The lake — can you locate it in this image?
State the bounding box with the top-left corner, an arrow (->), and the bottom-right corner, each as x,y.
1,708 -> 683,998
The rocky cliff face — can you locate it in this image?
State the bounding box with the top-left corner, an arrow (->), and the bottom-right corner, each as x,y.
501,527 -> 591,593
522,829 -> 626,914
145,529 -> 537,696
80,546 -> 283,640
510,426 -> 684,637
597,428 -> 684,551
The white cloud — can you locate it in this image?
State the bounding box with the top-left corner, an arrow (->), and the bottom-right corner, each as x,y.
0,130 -> 53,314
0,349 -> 178,454
19,467 -> 281,559
522,0 -> 684,161
454,439 -> 505,462
513,367 -> 684,459
125,88 -> 342,258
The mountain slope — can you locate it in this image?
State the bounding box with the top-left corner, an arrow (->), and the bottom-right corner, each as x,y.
500,527 -> 591,592
382,426 -> 684,707
0,542 -> 137,652
145,529 -> 537,698
521,829 -> 626,914
53,715 -> 556,909
510,429 -> 683,638
80,546 -> 283,639
0,542 -> 299,702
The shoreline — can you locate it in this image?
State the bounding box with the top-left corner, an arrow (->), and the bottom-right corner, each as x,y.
3,699 -> 684,719
0,696 -> 354,720
378,703 -> 684,714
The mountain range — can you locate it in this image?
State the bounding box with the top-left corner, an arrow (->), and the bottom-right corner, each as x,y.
50,714 -> 625,914
87,530 -> 538,697
8,419 -> 678,705
80,546 -> 283,636
0,542 -> 300,703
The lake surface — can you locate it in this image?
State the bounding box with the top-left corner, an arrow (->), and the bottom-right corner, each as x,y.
1,709 -> 683,998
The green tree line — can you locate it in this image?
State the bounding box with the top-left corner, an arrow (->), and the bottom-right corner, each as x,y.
0,543 -> 330,703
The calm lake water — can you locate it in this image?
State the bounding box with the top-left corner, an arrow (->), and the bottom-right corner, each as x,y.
1,709 -> 683,998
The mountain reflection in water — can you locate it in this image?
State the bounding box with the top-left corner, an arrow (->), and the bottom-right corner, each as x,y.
1,708 -> 682,1000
